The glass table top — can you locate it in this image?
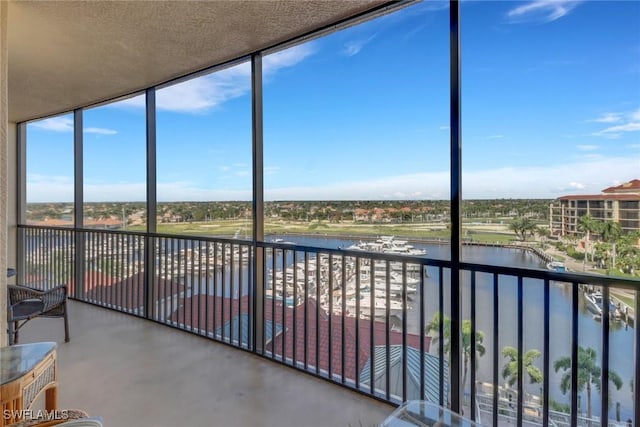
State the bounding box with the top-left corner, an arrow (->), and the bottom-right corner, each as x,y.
381,401 -> 484,427
0,342 -> 57,385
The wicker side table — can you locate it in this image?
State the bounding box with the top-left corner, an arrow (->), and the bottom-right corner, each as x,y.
0,343 -> 57,427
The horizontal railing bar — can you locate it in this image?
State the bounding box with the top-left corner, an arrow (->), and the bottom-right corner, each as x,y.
21,224 -> 640,290
257,240 -> 449,266
460,261 -> 640,289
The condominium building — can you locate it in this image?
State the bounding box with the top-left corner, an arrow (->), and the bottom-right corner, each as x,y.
549,179 -> 640,237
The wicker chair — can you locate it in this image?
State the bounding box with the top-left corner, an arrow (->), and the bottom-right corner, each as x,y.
7,285 -> 70,345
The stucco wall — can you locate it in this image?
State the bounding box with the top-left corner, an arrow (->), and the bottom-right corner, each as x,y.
1,0 -> 8,347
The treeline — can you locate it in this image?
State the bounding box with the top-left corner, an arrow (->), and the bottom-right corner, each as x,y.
26,199 -> 553,223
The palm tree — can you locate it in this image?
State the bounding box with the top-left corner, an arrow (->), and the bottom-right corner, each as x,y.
577,215 -> 602,262
425,312 -> 486,394
601,221 -> 623,268
578,214 -> 596,242
501,346 -> 543,388
509,217 -> 538,242
537,227 -> 551,249
554,346 -> 623,420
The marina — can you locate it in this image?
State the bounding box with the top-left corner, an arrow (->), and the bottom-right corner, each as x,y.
22,231 -> 638,422
263,234 -> 638,422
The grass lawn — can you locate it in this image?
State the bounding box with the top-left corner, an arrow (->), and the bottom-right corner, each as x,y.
463,231 -> 516,244
610,292 -> 635,310
128,219 -> 527,244
130,220 -> 456,239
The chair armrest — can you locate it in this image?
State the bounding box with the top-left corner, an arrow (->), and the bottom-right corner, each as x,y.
8,284 -> 68,311
41,285 -> 68,311
8,285 -> 44,305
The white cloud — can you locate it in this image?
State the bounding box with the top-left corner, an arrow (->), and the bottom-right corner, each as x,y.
506,0 -> 583,24
26,174 -> 74,203
263,44 -> 315,71
29,117 -> 117,135
261,157 -> 640,200
590,112 -> 622,123
439,125 -> 450,131
459,157 -> 640,198
484,134 -> 504,140
121,44 -> 315,114
27,156 -> 640,202
576,144 -> 598,151
84,127 -> 118,135
591,108 -> 640,139
580,154 -> 603,161
627,144 -> 640,149
31,117 -> 73,132
342,35 -> 376,57
611,123 -> 640,132
592,122 -> 640,139
567,182 -> 586,190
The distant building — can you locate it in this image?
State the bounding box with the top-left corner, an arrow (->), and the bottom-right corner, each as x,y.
549,179 -> 640,237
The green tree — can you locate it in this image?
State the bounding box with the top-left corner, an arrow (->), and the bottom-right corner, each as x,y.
577,215 -> 602,262
537,227 -> 551,249
601,222 -> 623,268
501,346 -> 543,388
425,312 -> 486,394
554,346 -> 623,420
509,217 -> 538,242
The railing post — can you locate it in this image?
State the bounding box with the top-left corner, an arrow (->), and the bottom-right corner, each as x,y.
16,123 -> 26,283
635,289 -> 639,427
145,88 -> 157,319
252,53 -> 264,353
601,286 -> 611,427
449,0 -> 462,413
73,109 -> 84,299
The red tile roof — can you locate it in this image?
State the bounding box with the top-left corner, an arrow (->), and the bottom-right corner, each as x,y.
171,294 -> 431,382
602,179 -> 640,193
557,194 -> 639,201
78,271 -> 184,311
556,179 -> 640,200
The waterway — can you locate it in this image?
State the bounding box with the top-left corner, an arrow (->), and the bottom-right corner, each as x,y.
266,234 -> 636,421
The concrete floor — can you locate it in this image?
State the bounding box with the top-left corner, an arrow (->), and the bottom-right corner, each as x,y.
17,300 -> 394,427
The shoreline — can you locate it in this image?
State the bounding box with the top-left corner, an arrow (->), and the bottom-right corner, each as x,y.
270,231 -> 638,325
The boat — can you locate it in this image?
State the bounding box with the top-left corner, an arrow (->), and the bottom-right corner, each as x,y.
345,293 -> 404,318
584,291 -> 619,319
271,238 -> 295,245
365,265 -> 420,285
344,236 -> 427,257
372,281 -> 417,295
377,236 -> 427,256
546,261 -> 567,272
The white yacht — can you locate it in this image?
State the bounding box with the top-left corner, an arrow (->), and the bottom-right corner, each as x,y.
377,236 -> 427,256
344,236 -> 427,257
346,293 -> 404,318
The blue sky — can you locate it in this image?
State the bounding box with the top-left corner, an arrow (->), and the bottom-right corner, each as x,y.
26,0 -> 640,203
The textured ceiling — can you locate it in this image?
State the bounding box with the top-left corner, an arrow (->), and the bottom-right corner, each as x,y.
7,0 -> 388,123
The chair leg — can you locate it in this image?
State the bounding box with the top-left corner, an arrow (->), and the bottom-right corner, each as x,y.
13,321 -> 19,344
8,320 -> 14,345
63,303 -> 70,342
